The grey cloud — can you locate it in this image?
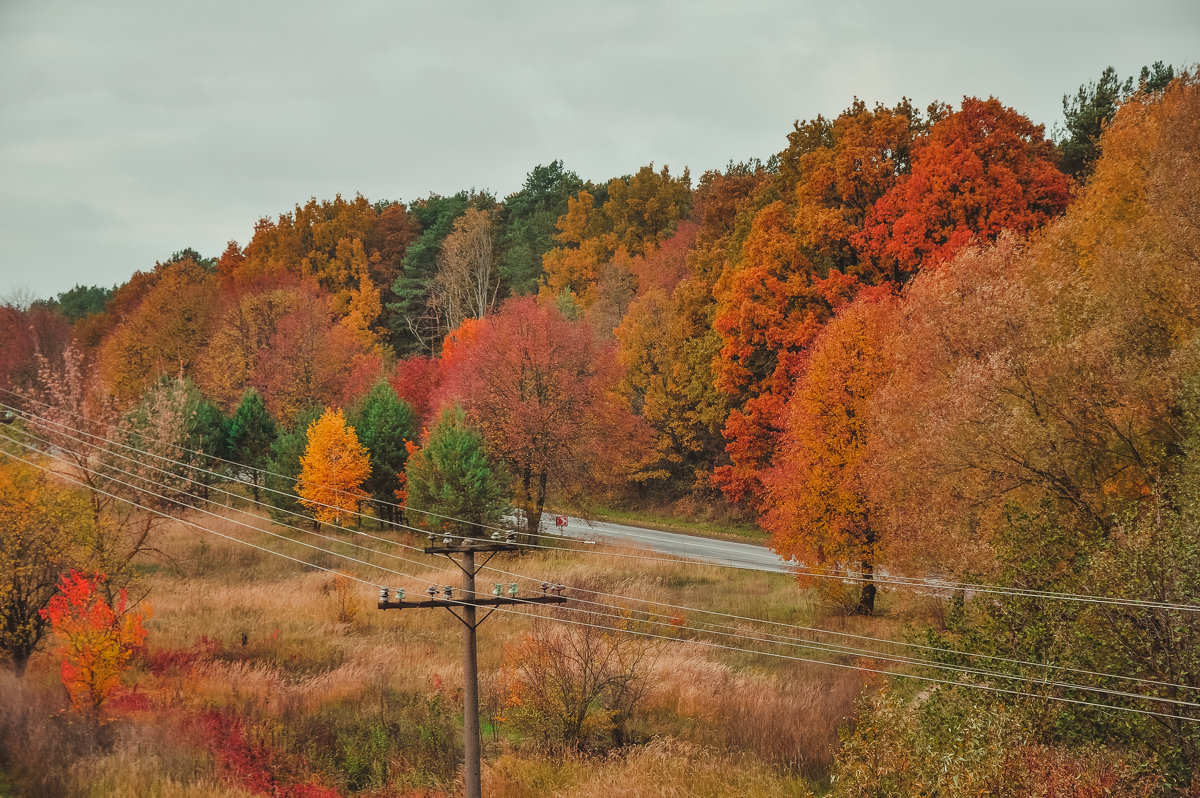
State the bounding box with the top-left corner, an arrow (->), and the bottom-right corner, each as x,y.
1,0 -> 1197,297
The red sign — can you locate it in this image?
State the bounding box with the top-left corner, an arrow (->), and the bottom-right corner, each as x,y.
555,515 -> 568,528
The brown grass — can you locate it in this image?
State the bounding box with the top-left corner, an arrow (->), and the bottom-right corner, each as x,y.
5,501 -> 938,794
484,738 -> 813,797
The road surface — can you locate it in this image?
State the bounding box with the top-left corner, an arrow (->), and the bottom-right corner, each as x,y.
546,514 -> 791,574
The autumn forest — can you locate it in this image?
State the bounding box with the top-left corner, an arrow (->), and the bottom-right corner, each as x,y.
2,63 -> 1199,796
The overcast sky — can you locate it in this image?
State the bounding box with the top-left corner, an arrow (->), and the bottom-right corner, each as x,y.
1,0 -> 1196,299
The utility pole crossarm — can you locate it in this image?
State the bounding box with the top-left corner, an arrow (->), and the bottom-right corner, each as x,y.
378,595 -> 567,610
377,537 -> 569,798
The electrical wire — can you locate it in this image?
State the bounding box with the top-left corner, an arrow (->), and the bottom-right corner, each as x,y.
9,417 -> 1200,695
7,429 -> 1200,712
7,439 -> 1199,724
11,400 -> 1200,613
10,416 -> 1200,704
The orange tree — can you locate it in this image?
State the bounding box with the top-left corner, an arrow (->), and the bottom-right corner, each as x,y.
855,96 -> 1072,277
762,290 -> 894,614
296,408 -> 371,525
711,101 -> 921,508
41,571 -> 147,718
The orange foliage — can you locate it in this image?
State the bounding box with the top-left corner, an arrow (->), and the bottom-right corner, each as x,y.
867,78 -> 1200,572
41,571 -> 147,719
762,291 -> 893,611
712,201 -> 860,504
198,282 -> 309,410
855,97 -> 1072,275
709,102 -> 920,506
98,258 -> 219,404
540,165 -> 691,307
297,408 -> 371,524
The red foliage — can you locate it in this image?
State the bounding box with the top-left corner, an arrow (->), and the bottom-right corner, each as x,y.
390,355 -> 443,427
855,97 -> 1072,275
0,305 -> 74,392
440,297 -> 646,535
40,571 -> 147,718
254,298 -> 382,423
627,220 -> 699,295
193,711 -> 340,798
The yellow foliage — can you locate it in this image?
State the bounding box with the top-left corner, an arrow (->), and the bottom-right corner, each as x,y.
296,408 -> 371,524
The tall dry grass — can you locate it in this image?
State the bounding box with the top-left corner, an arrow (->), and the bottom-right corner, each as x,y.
0,672 -> 245,798
485,738 -> 813,797
2,501 -> 909,793
650,650 -> 864,776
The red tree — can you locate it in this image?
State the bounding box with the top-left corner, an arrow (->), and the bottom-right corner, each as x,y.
41,572 -> 147,719
855,96 -> 1072,276
440,297 -> 645,537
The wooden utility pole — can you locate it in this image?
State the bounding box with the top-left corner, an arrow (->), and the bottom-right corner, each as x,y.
378,535 -> 566,798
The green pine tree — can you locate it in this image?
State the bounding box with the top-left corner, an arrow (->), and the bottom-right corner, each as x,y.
404,406 -> 509,538
349,380 -> 415,525
265,405 -> 321,521
227,389 -> 277,502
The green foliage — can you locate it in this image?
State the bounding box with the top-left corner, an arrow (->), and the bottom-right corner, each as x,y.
871,486 -> 1200,790
261,686 -> 461,791
404,405 -> 509,536
830,687 -> 1159,797
347,380 -> 415,522
227,389 -> 277,501
497,161 -> 587,296
1059,61 -> 1175,178
189,397 -> 229,460
52,284 -> 114,322
388,191 -> 496,353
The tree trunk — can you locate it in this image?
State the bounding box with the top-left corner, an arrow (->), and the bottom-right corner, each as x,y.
856,559 -> 876,615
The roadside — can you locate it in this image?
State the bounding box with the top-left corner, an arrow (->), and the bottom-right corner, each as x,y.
561,506 -> 770,546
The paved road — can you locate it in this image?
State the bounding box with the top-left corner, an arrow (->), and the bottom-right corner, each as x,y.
547,514 -> 791,574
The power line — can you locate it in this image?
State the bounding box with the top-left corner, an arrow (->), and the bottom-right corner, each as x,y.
5,442 -> 1198,723
11,416 -> 1200,709
2,404 -> 800,571
11,401 -> 1200,613
10,416 -> 1200,698
28,419 -> 1186,695
7,431 -> 1200,713
0,389 -> 523,536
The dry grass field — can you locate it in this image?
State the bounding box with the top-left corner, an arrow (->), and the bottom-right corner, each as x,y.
0,500 -> 918,796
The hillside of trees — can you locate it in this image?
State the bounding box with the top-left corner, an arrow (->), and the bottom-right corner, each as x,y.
2,63 -> 1198,796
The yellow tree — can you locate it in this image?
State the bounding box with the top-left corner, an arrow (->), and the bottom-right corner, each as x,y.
297,408 -> 371,524
0,456 -> 94,675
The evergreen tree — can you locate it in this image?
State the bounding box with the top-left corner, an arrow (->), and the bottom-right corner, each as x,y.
188,397 -> 229,501
404,406 -> 509,538
227,389 -> 277,502
388,191 -> 496,353
496,161 -> 586,296
265,405 -> 321,520
348,381 -> 415,524
1059,61 -> 1175,179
